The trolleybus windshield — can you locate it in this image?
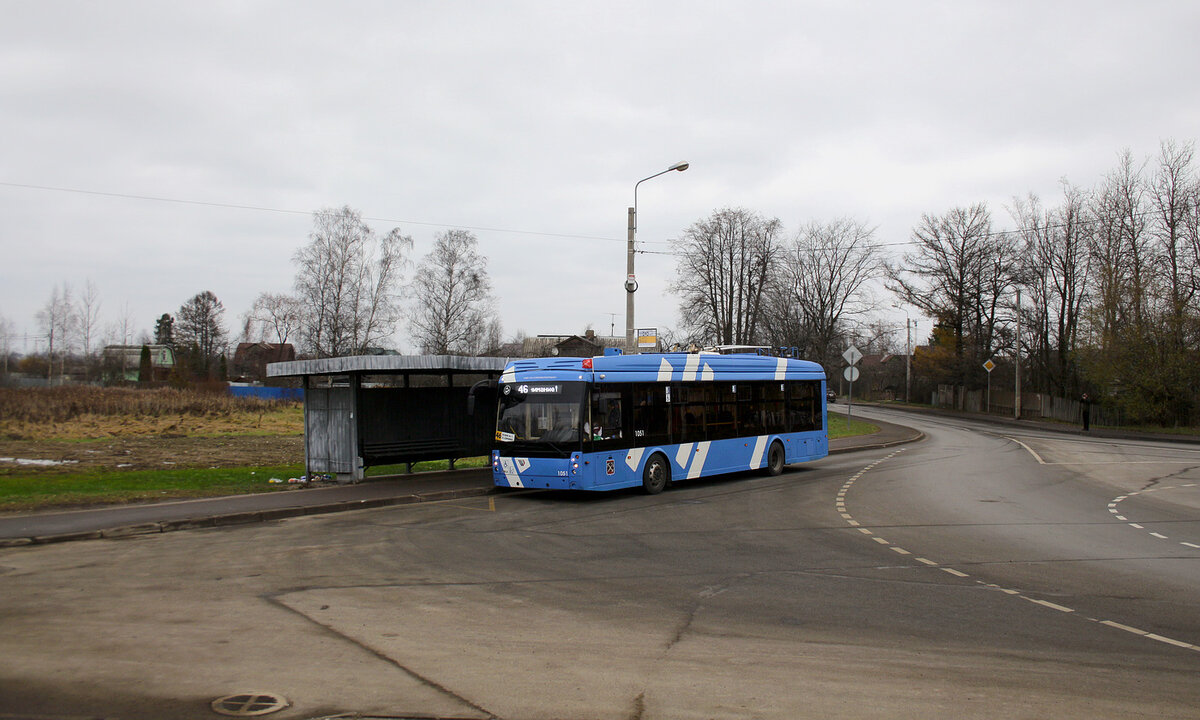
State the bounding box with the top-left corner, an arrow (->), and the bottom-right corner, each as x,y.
496,381 -> 587,453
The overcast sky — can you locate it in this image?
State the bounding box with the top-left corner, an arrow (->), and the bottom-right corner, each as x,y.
3,1 -> 1198,354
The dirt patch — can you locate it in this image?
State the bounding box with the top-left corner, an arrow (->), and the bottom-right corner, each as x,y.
0,434 -> 305,473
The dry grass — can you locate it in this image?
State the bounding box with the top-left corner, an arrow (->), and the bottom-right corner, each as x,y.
0,386 -> 303,440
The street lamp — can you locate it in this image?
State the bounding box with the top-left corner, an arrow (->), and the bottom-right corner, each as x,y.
626,161 -> 689,354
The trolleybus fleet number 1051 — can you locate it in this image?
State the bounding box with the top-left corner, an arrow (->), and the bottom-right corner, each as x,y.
492,351 -> 828,494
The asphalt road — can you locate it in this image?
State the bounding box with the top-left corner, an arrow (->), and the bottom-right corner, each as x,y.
2,407 -> 1199,719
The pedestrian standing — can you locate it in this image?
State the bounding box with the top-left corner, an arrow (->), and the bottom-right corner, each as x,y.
1081,393 -> 1091,432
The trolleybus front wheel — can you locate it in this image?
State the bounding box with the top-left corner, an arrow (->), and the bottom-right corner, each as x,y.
642,453 -> 670,494
765,441 -> 785,476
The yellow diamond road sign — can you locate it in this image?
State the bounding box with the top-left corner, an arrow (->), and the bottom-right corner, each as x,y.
983,359 -> 996,373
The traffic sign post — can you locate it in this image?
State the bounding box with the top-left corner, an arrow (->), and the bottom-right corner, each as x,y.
843,345 -> 862,423
983,358 -> 995,414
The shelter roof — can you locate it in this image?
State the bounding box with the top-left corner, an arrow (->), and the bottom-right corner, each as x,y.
267,354 -> 509,377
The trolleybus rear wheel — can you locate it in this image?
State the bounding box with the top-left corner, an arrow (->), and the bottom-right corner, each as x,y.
765,441 -> 785,476
642,454 -> 670,494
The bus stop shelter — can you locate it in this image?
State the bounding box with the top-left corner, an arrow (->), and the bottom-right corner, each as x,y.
267,355 -> 507,483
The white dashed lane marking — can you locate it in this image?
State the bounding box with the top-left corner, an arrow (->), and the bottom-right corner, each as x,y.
1105,483 -> 1200,550
837,448 -> 1200,655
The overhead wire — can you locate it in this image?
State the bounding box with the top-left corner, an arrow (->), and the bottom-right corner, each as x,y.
4,179 -> 1180,259
0,180 -> 625,244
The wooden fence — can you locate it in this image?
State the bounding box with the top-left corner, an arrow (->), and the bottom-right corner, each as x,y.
932,385 -> 1124,427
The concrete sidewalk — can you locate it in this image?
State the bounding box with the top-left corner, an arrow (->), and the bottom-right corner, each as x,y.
0,416 -> 921,547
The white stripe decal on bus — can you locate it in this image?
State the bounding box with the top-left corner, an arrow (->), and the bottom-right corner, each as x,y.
499,457 -> 524,488
701,362 -> 714,381
688,442 -> 711,479
774,357 -> 787,380
657,358 -> 673,382
684,354 -> 700,381
750,435 -> 768,469
625,447 -> 645,472
675,443 -> 693,471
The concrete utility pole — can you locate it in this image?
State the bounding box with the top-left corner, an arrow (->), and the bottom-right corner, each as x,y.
625,207 -> 637,351
626,161 -> 688,354
1015,288 -> 1022,420
893,305 -> 914,403
905,317 -> 912,403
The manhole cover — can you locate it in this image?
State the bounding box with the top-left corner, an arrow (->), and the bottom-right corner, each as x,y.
211,692 -> 290,716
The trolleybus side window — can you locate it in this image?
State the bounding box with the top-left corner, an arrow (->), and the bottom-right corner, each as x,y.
708,383 -> 738,440
588,384 -> 628,452
761,381 -> 787,434
631,384 -> 670,446
673,383 -> 707,444
737,382 -> 764,436
787,381 -> 820,432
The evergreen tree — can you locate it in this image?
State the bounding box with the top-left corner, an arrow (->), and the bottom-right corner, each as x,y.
154,314 -> 175,348
138,344 -> 152,383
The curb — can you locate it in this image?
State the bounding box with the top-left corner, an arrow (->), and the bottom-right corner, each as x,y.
0,430 -> 926,548
0,486 -> 495,548
829,429 -> 925,454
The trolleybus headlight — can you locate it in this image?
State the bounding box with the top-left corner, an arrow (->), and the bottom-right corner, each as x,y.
570,453 -> 581,474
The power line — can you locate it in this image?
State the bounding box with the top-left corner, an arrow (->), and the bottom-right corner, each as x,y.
0,180 -> 625,244
6,179 -> 1175,255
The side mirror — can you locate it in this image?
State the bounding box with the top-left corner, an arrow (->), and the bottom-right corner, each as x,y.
467,379 -> 498,416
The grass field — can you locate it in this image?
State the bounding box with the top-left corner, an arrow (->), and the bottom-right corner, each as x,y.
828,411 -> 877,439
0,387 -> 878,511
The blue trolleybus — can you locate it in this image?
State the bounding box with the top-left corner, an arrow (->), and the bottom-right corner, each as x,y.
491,350 -> 828,493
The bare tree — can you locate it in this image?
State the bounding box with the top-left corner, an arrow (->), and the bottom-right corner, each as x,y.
767,218 -> 881,370
671,207 -> 781,346
887,203 -> 1019,390
1149,140 -> 1198,337
293,206 -> 411,357
1082,145 -> 1200,424
116,301 -> 135,346
1011,182 -> 1091,397
36,283 -> 76,382
176,290 -> 227,376
476,316 -> 505,357
0,309 -> 13,375
409,229 -> 500,355
1145,141 -> 1199,423
1091,150 -> 1152,340
76,279 -> 102,358
243,292 -> 303,347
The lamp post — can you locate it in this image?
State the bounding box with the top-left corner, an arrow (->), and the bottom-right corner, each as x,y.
894,305 -> 914,403
626,161 -> 689,354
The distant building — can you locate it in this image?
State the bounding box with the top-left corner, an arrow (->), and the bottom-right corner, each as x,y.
519,329 -> 638,358
852,353 -> 909,401
231,342 -> 296,382
102,344 -> 176,382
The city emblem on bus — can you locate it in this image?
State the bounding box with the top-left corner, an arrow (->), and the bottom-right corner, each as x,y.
606,458 -> 615,475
